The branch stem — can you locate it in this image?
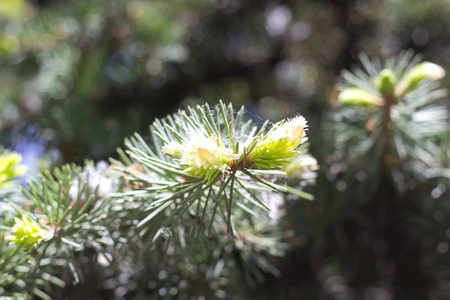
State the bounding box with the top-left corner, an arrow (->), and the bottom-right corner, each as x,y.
380,93 -> 395,173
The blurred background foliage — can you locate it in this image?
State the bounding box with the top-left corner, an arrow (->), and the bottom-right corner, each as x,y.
0,0 -> 449,299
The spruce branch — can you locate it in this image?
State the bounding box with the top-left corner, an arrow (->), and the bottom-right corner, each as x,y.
0,103 -> 317,297
0,162 -> 117,297
112,101 -> 313,238
334,50 -> 449,188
